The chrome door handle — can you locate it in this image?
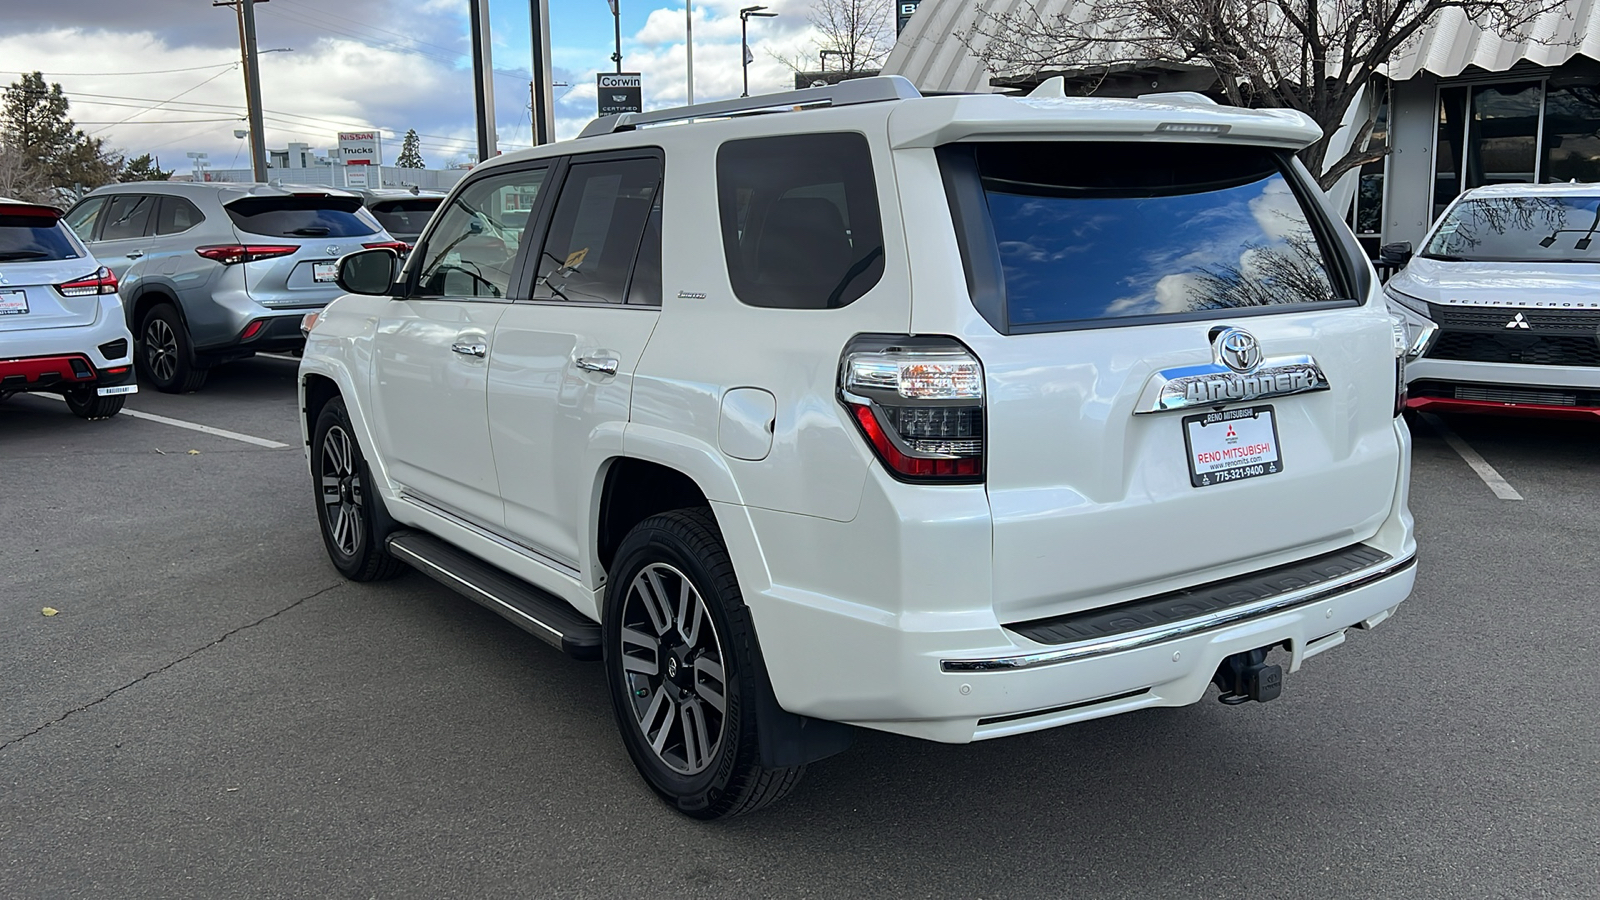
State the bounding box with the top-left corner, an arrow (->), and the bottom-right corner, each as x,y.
575,356 -> 619,376
451,340 -> 487,358
125,251 -> 144,259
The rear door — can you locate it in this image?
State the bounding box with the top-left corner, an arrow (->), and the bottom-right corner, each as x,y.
0,206 -> 102,332
488,151 -> 663,572
224,192 -> 388,309
369,164 -> 551,529
931,140 -> 1401,622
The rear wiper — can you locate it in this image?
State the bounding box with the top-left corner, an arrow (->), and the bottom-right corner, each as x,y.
287,226 -> 331,236
0,250 -> 48,260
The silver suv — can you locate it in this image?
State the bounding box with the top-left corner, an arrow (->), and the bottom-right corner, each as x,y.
65,183 -> 404,392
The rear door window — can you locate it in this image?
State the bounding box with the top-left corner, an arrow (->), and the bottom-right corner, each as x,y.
63,197 -> 107,240
716,132 -> 885,309
101,194 -> 156,241
0,212 -> 81,261
938,142 -> 1348,332
225,196 -> 378,237
532,155 -> 662,305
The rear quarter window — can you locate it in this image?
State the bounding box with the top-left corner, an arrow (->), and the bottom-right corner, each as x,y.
938,142 -> 1351,333
226,196 -> 378,237
0,215 -> 82,261
716,132 -> 885,309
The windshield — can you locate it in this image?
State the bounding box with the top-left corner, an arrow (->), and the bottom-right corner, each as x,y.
0,215 -> 81,261
940,142 -> 1344,331
225,196 -> 378,237
1424,195 -> 1600,263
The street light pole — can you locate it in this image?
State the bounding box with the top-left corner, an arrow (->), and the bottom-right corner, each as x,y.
738,6 -> 776,98
685,0 -> 694,105
608,0 -> 622,74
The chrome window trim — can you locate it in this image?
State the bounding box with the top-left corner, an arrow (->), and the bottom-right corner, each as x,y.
941,552 -> 1415,673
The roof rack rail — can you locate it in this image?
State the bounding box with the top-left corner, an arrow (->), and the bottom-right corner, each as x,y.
577,75 -> 922,139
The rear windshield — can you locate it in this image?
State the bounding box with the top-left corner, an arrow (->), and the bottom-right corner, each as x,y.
225,196 -> 378,237
0,215 -> 81,261
1424,195 -> 1600,263
939,142 -> 1345,331
367,198 -> 441,236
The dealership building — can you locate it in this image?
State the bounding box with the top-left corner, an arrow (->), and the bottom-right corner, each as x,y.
885,1 -> 1600,252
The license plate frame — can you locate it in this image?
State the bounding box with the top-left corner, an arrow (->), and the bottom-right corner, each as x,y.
1182,405 -> 1283,488
0,289 -> 29,315
312,261 -> 339,283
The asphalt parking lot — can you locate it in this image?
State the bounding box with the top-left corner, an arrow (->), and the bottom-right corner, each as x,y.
3,357 -> 1597,899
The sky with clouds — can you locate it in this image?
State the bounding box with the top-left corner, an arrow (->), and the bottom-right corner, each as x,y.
1,0 -> 845,172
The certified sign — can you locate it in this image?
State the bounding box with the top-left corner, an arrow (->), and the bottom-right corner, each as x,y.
597,72 -> 643,117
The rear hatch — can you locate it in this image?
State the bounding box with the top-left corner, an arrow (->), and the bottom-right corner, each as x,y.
0,206 -> 104,332
933,139 -> 1401,623
223,190 -> 389,308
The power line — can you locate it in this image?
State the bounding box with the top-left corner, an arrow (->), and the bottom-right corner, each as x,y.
87,66 -> 239,136
4,62 -> 238,77
76,118 -> 242,125
259,2 -> 533,84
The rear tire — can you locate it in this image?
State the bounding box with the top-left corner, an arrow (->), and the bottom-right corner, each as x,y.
311,397 -> 404,582
64,387 -> 125,420
138,304 -> 208,393
603,508 -> 804,819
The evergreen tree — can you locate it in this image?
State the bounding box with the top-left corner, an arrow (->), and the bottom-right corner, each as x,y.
1,72 -> 120,195
396,129 -> 425,169
119,153 -> 174,182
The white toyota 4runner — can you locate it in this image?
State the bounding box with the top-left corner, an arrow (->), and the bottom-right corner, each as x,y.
299,77 -> 1417,818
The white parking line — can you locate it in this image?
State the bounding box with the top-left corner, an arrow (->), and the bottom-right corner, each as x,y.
1419,412 -> 1522,501
26,394 -> 290,449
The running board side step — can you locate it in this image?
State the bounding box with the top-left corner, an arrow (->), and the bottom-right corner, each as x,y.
386,530 -> 601,660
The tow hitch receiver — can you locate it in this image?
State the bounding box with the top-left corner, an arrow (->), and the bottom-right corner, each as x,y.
1212,648 -> 1282,705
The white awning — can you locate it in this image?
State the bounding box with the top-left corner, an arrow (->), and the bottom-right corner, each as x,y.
1386,2 -> 1600,80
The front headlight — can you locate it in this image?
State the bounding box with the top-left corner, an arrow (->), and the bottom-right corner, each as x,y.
1383,286 -> 1438,360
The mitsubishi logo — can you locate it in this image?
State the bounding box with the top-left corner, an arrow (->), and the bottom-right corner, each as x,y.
1505,313 -> 1530,329
1214,327 -> 1263,373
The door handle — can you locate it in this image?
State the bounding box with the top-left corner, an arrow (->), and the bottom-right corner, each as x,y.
575,356 -> 619,376
451,340 -> 487,358
125,251 -> 144,260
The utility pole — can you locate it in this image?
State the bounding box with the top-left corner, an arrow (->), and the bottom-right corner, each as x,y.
468,0 -> 497,162
215,0 -> 271,181
685,0 -> 694,105
530,0 -> 554,144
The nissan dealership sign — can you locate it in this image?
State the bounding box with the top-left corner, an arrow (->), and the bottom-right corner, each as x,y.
338,131 -> 382,166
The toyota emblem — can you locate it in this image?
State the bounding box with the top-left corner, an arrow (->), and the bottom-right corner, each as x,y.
325,244 -> 340,256
1215,327 -> 1263,373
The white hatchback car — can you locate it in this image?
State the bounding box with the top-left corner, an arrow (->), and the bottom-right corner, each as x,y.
0,198 -> 137,419
300,78 -> 1417,818
1385,183 -> 1600,417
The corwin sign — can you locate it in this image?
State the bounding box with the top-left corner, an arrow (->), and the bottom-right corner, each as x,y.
597,73 -> 642,117
338,131 -> 382,166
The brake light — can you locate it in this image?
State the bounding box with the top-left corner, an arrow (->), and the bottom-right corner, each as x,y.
195,244 -> 299,265
363,241 -> 411,252
56,266 -> 118,296
839,336 -> 985,483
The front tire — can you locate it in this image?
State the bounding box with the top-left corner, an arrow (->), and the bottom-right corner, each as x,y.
603,508 -> 804,819
64,387 -> 125,420
138,304 -> 208,393
311,397 -> 403,581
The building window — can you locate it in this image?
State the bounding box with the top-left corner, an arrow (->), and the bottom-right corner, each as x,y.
1351,92 -> 1389,255
1466,81 -> 1541,186
1543,85 -> 1600,184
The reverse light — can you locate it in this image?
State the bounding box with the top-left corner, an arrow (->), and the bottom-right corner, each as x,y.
840,336 -> 985,483
56,266 -> 118,297
196,244 -> 300,265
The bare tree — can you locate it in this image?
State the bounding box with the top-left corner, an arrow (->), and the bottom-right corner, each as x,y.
962,0 -> 1564,190
0,141 -> 54,204
776,0 -> 896,76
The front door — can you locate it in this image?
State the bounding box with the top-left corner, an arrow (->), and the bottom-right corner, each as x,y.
369,164 -> 551,528
488,151 -> 664,575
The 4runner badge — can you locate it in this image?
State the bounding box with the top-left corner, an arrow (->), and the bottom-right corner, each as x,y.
1133,329 -> 1331,414
1505,313 -> 1530,329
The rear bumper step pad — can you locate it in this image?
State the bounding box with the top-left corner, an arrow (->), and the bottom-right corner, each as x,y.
386,530 -> 601,660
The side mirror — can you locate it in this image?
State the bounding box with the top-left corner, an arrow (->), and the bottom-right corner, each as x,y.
1378,241 -> 1413,266
336,248 -> 398,295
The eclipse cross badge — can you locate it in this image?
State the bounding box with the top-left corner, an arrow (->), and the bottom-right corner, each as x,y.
1506,313 -> 1530,329
1215,327 -> 1263,373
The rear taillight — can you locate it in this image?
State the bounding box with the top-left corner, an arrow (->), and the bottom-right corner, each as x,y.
839,335 -> 985,483
195,244 -> 300,265
363,241 -> 411,253
56,266 -> 118,296
1391,316 -> 1408,417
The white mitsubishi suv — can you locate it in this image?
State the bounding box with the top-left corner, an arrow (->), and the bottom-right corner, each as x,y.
299,77 -> 1417,818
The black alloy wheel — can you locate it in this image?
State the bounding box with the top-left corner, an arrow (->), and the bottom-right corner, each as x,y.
311,397 -> 403,581
137,305 -> 208,393
604,508 -> 804,819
